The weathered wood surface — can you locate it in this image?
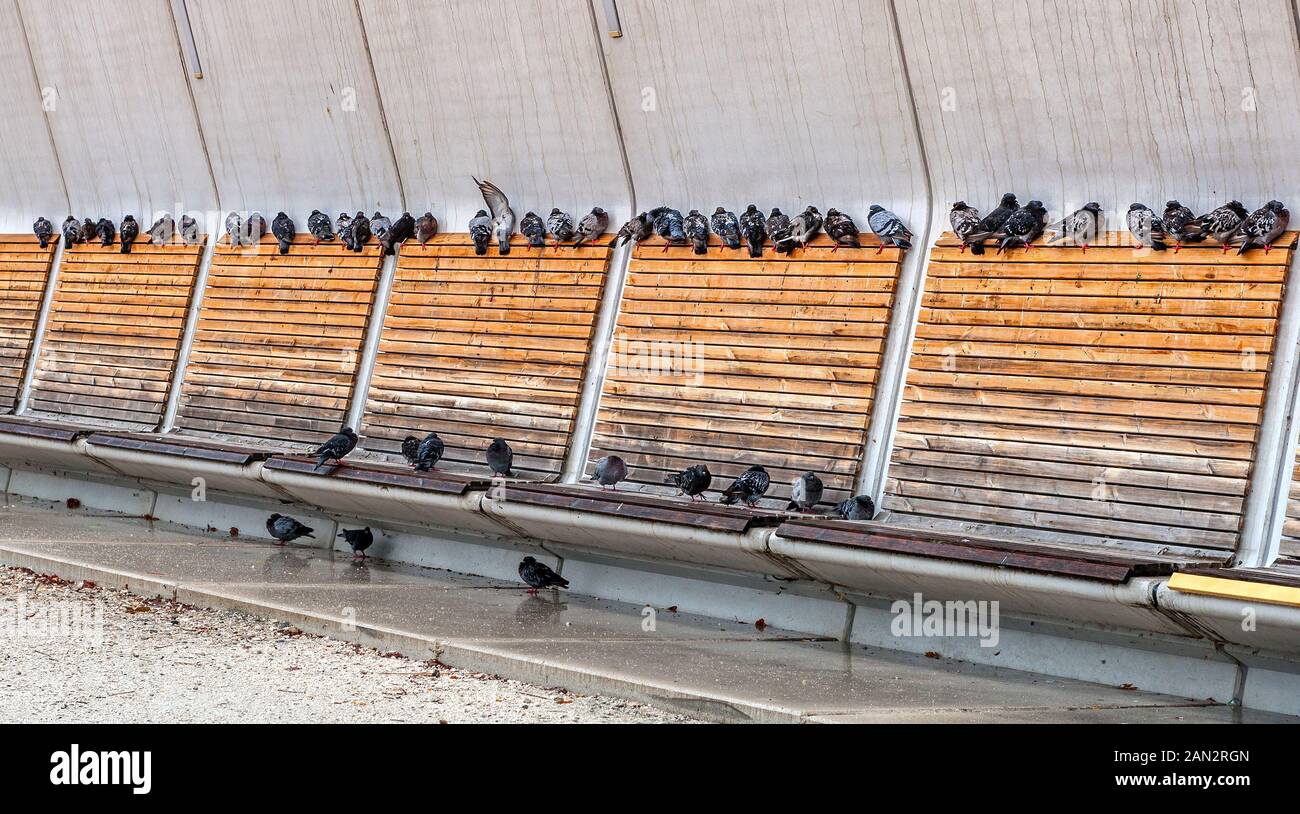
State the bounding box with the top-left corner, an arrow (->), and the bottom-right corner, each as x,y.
0,235 -> 55,411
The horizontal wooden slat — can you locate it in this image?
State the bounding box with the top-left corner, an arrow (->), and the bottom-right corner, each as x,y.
0,236 -> 57,411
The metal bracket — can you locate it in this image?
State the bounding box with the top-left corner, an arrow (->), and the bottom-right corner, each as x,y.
601,0 -> 623,38
170,0 -> 204,78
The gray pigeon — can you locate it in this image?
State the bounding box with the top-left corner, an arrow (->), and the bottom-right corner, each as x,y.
710,207 -> 741,250
1126,204 -> 1167,251
486,438 -> 514,477
1161,200 -> 1205,250
311,426 -> 358,472
339,527 -> 373,559
739,204 -> 767,257
335,212 -> 354,249
993,200 -> 1047,253
649,207 -> 688,248
590,455 -> 628,490
521,211 -> 547,248
225,211 -> 243,246
400,435 -> 421,467
835,494 -> 876,521
32,217 -> 53,249
685,210 -> 710,255
61,216 -> 81,248
949,201 -> 983,254
271,212 -> 295,255
381,211 -> 415,255
415,212 -> 439,245
547,208 -> 576,246
469,209 -> 492,256
720,465 -> 770,507
370,211 -> 392,243
243,212 -> 268,247
308,209 -> 334,243
868,205 -> 912,252
782,206 -> 823,251
519,556 -> 568,592
824,208 -> 861,250
767,208 -> 792,253
179,215 -> 200,245
610,212 -> 651,247
787,472 -> 824,512
1201,201 -> 1249,248
665,464 -> 711,501
267,513 -> 314,545
147,214 -> 175,245
349,211 -> 371,252
80,218 -> 97,244
572,207 -> 610,248
409,432 -> 444,472
474,177 -> 515,254
1045,202 -> 1103,251
1236,200 -> 1290,255
119,216 -> 139,253
95,218 -> 116,247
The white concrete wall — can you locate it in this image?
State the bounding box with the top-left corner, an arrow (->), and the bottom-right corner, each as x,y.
0,0 -> 66,231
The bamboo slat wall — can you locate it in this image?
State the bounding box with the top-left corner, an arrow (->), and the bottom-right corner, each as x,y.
361,234 -> 610,478
589,233 -> 905,506
885,231 -> 1298,556
0,234 -> 54,411
175,234 -> 383,447
28,237 -> 204,426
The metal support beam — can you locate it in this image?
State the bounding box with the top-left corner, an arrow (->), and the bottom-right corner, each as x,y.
347,251 -> 398,433
15,237 -> 63,415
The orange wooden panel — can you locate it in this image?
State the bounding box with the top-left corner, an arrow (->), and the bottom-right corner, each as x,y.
0,235 -> 56,412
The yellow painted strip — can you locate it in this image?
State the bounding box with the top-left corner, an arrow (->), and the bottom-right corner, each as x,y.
1168,572 -> 1300,608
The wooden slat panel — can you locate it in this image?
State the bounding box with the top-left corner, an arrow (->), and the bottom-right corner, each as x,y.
886,231 -> 1299,556
360,233 -> 611,479
176,234 -> 382,446
591,233 -> 904,506
0,235 -> 55,411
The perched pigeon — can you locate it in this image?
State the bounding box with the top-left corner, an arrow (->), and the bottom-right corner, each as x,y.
486,437 -> 514,477
61,216 -> 82,248
685,209 -> 710,255
994,200 -> 1047,253
400,435 -> 421,467
118,215 -> 139,254
949,201 -> 983,254
1236,200 -> 1290,255
407,432 -> 444,472
32,217 -> 52,249
349,211 -> 371,252
80,218 -> 97,244
469,209 -> 492,256
519,556 -> 568,593
95,218 -> 116,247
739,204 -> 767,257
311,426 -> 358,472
546,208 -> 576,247
781,206 -> 823,252
336,212 -> 354,249
339,527 -> 373,559
381,211 -> 415,255
824,208 -> 861,250
271,211 -> 295,255
666,464 -> 711,501
225,211 -> 243,246
267,513 -> 314,545
1162,200 -> 1205,251
370,211 -> 392,243
590,455 -> 628,490
767,208 -> 793,253
520,211 -> 547,248
787,472 -> 824,512
720,465 -> 770,507
572,207 -> 610,248
415,212 -> 439,245
835,494 -> 876,521
308,209 -> 334,243
147,214 -> 175,244
1126,203 -> 1167,251
964,192 -> 1019,247
868,205 -> 912,252
243,212 -> 268,246
179,215 -> 200,245
1046,202 -> 1103,251
649,207 -> 688,248
711,207 -> 741,250
610,212 -> 651,247
474,177 -> 515,255
1200,201 -> 1249,248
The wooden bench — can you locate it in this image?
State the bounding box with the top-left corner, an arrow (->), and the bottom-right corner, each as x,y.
25,237 -> 205,427
262,455 -> 487,496
588,233 -> 904,507
0,235 -> 56,411
499,483 -> 787,532
359,234 -> 610,479
884,230 -> 1298,558
174,234 -> 383,448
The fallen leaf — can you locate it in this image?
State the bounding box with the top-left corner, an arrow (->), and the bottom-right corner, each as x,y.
555,697 -> 573,704
666,605 -> 678,613
924,651 -> 941,659
65,498 -> 81,509
754,618 -> 767,631
229,527 -> 239,539
124,605 -> 152,614
1119,683 -> 1138,691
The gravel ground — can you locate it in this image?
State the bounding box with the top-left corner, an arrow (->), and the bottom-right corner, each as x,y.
0,567 -> 699,724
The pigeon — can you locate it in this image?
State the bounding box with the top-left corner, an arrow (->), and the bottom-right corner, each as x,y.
590,455 -> 628,490
949,201 -> 983,254
400,435 -> 421,467
1045,202 -> 1103,251
1162,200 -> 1205,251
781,206 -> 823,252
993,200 -> 1047,253
834,494 -> 876,521
118,216 -> 139,254
271,211 -> 295,255
339,527 -> 373,559
381,211 -> 415,255
370,211 -> 392,244
469,209 -> 492,256
518,556 -> 568,593
824,208 -> 861,250
520,211 -> 547,248
243,212 -> 268,246
767,208 -> 793,253
308,209 -> 334,243
336,212 -> 354,248
349,211 -> 371,252
32,217 -> 52,249
1126,203 -> 1167,251
61,216 -> 82,248
739,204 -> 767,257
1236,200 -> 1290,255
95,218 -> 116,247
407,432 -> 444,472
1200,201 -> 1249,249
486,438 -> 514,477
610,212 -> 652,247
474,177 -> 515,255
787,472 -> 824,512
964,192 -> 1020,248
311,426 -> 358,472
710,207 -> 741,250
80,218 -> 97,244
224,211 -> 243,246
649,207 -> 688,248
868,205 -> 912,252
179,215 -> 200,245
266,513 -> 314,546
685,209 -> 710,255
147,214 -> 175,244
665,464 -> 711,501
415,212 -> 439,245
572,207 -> 610,248
720,465 -> 770,507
